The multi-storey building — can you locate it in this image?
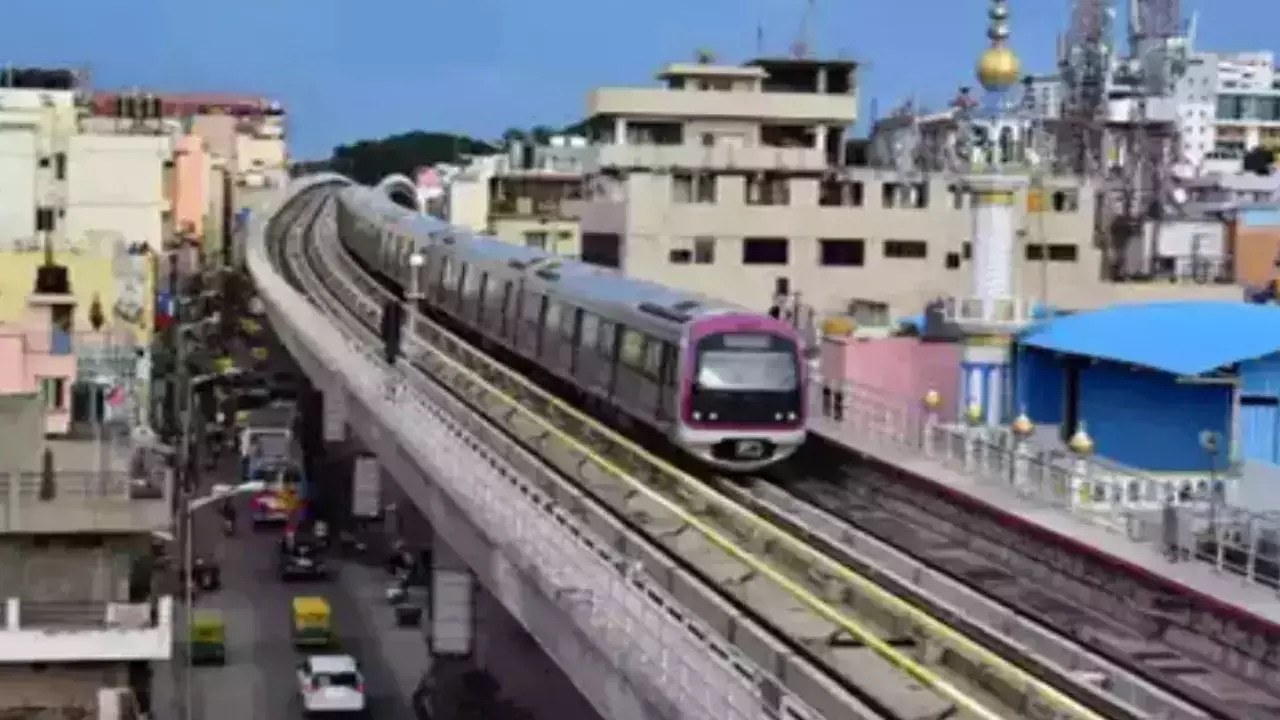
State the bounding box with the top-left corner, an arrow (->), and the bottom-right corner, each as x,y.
1176,50 -> 1280,172
446,137 -> 591,256
572,57 -> 1241,317
0,273 -> 171,718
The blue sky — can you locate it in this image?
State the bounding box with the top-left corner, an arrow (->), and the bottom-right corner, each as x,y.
1,0 -> 1276,158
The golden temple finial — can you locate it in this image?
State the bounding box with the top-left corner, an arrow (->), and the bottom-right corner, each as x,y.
976,0 -> 1021,92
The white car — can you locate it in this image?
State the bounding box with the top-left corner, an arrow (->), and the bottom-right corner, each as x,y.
296,654 -> 366,715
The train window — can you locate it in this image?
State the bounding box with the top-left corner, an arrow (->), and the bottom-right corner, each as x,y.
462,266 -> 481,299
439,257 -> 455,298
661,344 -> 679,387
598,321 -> 616,358
561,306 -> 577,339
545,300 -> 562,331
643,339 -> 663,378
522,292 -> 541,321
620,329 -> 645,368
579,313 -> 599,349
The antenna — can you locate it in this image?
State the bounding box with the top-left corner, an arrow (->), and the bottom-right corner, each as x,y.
791,0 -> 817,59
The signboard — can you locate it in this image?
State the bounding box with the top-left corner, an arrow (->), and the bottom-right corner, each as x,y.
351,455 -> 380,519
323,386 -> 347,442
430,570 -> 475,657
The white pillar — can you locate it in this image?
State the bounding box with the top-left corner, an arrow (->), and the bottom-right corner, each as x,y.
6,598 -> 19,630
429,538 -> 476,659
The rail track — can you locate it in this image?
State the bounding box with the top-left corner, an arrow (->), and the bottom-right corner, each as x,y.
761,448 -> 1280,720
261,183 -> 1178,720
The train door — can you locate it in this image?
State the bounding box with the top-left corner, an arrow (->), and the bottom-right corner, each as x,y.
599,320 -> 619,398
656,343 -> 678,423
500,281 -> 514,341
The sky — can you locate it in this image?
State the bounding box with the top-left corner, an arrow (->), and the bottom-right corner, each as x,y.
1,0 -> 1277,159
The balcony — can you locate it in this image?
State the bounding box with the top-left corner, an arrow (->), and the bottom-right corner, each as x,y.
590,142 -> 829,173
0,469 -> 172,534
942,296 -> 1038,335
0,596 -> 173,662
489,196 -> 577,220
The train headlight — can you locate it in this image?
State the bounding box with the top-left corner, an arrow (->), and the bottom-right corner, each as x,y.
786,412 -> 797,421
774,412 -> 782,420
708,413 -> 718,421
692,412 -> 701,421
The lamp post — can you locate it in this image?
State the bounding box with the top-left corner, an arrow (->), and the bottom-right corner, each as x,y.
921,389 -> 941,452
1067,422 -> 1095,509
1010,409 -> 1034,488
177,479 -> 266,720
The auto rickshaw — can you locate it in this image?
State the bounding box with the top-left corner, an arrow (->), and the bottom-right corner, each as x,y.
189,609 -> 226,665
291,596 -> 332,648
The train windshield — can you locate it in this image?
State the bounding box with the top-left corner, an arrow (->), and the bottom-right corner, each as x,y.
695,333 -> 798,392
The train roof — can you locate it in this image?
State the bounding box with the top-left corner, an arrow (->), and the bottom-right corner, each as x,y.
344,183 -> 747,321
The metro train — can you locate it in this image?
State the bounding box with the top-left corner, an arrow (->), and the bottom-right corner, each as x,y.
334,184 -> 806,472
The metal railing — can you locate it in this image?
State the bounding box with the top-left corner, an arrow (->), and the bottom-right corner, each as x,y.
253,179 -> 818,720
1,598 -> 164,630
811,379 -> 1280,591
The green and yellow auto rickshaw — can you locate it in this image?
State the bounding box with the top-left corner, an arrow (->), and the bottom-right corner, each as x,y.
189,609 -> 226,665
291,596 -> 332,648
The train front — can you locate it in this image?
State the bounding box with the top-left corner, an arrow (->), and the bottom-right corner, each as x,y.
676,313 -> 807,472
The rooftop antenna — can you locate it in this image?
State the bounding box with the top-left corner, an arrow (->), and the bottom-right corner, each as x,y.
791,0 -> 817,58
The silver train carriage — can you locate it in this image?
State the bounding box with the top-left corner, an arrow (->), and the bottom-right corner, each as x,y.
335,185 -> 806,471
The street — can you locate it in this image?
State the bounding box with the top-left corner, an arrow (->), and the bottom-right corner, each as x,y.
153,451 -> 424,720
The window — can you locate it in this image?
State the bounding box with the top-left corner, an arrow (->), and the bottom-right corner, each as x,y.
598,320 -> 617,357
742,237 -> 788,265
693,236 -> 715,264
1025,243 -> 1078,262
945,252 -> 961,269
524,231 -> 548,249
817,179 -> 864,207
579,313 -> 599,349
962,241 -> 972,260
1050,190 -> 1079,213
672,173 -> 716,204
883,240 -> 927,259
40,378 -> 65,410
668,248 -> 692,264
819,239 -> 865,266
745,174 -> 789,206
54,152 -> 66,181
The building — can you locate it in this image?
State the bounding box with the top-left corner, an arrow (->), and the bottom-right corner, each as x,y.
571,55 -> 1241,318
0,274 -> 171,717
1013,301 -> 1280,508
445,137 -> 591,256
1177,50 -> 1280,173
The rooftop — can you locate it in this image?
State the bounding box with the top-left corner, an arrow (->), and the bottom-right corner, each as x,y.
1018,300 -> 1280,376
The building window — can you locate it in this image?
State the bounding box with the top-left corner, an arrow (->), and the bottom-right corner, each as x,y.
962,241 -> 972,260
819,239 -> 865,266
40,377 -> 65,410
742,237 -> 788,265
524,231 -> 548,249
881,182 -> 928,209
818,180 -> 864,207
883,240 -> 928,259
693,236 -> 715,264
945,252 -> 961,269
745,173 -> 789,206
1051,190 -> 1079,212
1025,243 -> 1078,262
672,172 -> 716,203
54,152 -> 66,181
669,248 -> 692,264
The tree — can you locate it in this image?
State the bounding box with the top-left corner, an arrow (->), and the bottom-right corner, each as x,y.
88,293 -> 105,331
500,127 -> 528,147
1243,146 -> 1275,176
529,125 -> 555,145
327,131 -> 497,185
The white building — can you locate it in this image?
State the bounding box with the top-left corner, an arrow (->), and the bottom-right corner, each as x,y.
1176,50 -> 1280,173
0,86 -> 173,255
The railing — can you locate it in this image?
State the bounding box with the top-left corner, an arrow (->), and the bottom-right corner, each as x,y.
488,197 -> 577,219
2,600 -> 157,629
1103,254 -> 1236,285
814,379 -> 1280,591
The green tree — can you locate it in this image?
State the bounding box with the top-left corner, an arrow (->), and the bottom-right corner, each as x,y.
326,131 -> 497,184
529,125 -> 555,145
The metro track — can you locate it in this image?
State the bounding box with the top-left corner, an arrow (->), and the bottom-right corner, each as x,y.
253,183 -> 1169,720
758,451 -> 1280,720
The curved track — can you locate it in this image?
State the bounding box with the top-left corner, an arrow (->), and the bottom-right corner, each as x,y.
272,180 -> 1177,720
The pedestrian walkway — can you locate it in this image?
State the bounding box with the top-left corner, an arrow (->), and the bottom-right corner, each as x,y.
808,407 -> 1280,634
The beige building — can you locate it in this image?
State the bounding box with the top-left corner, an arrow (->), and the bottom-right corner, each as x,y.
572,57 -> 1242,317
446,137 -> 593,257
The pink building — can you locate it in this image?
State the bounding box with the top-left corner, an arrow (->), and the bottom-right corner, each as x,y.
819,336 -> 962,420
172,134 -> 209,239
0,289 -> 125,436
